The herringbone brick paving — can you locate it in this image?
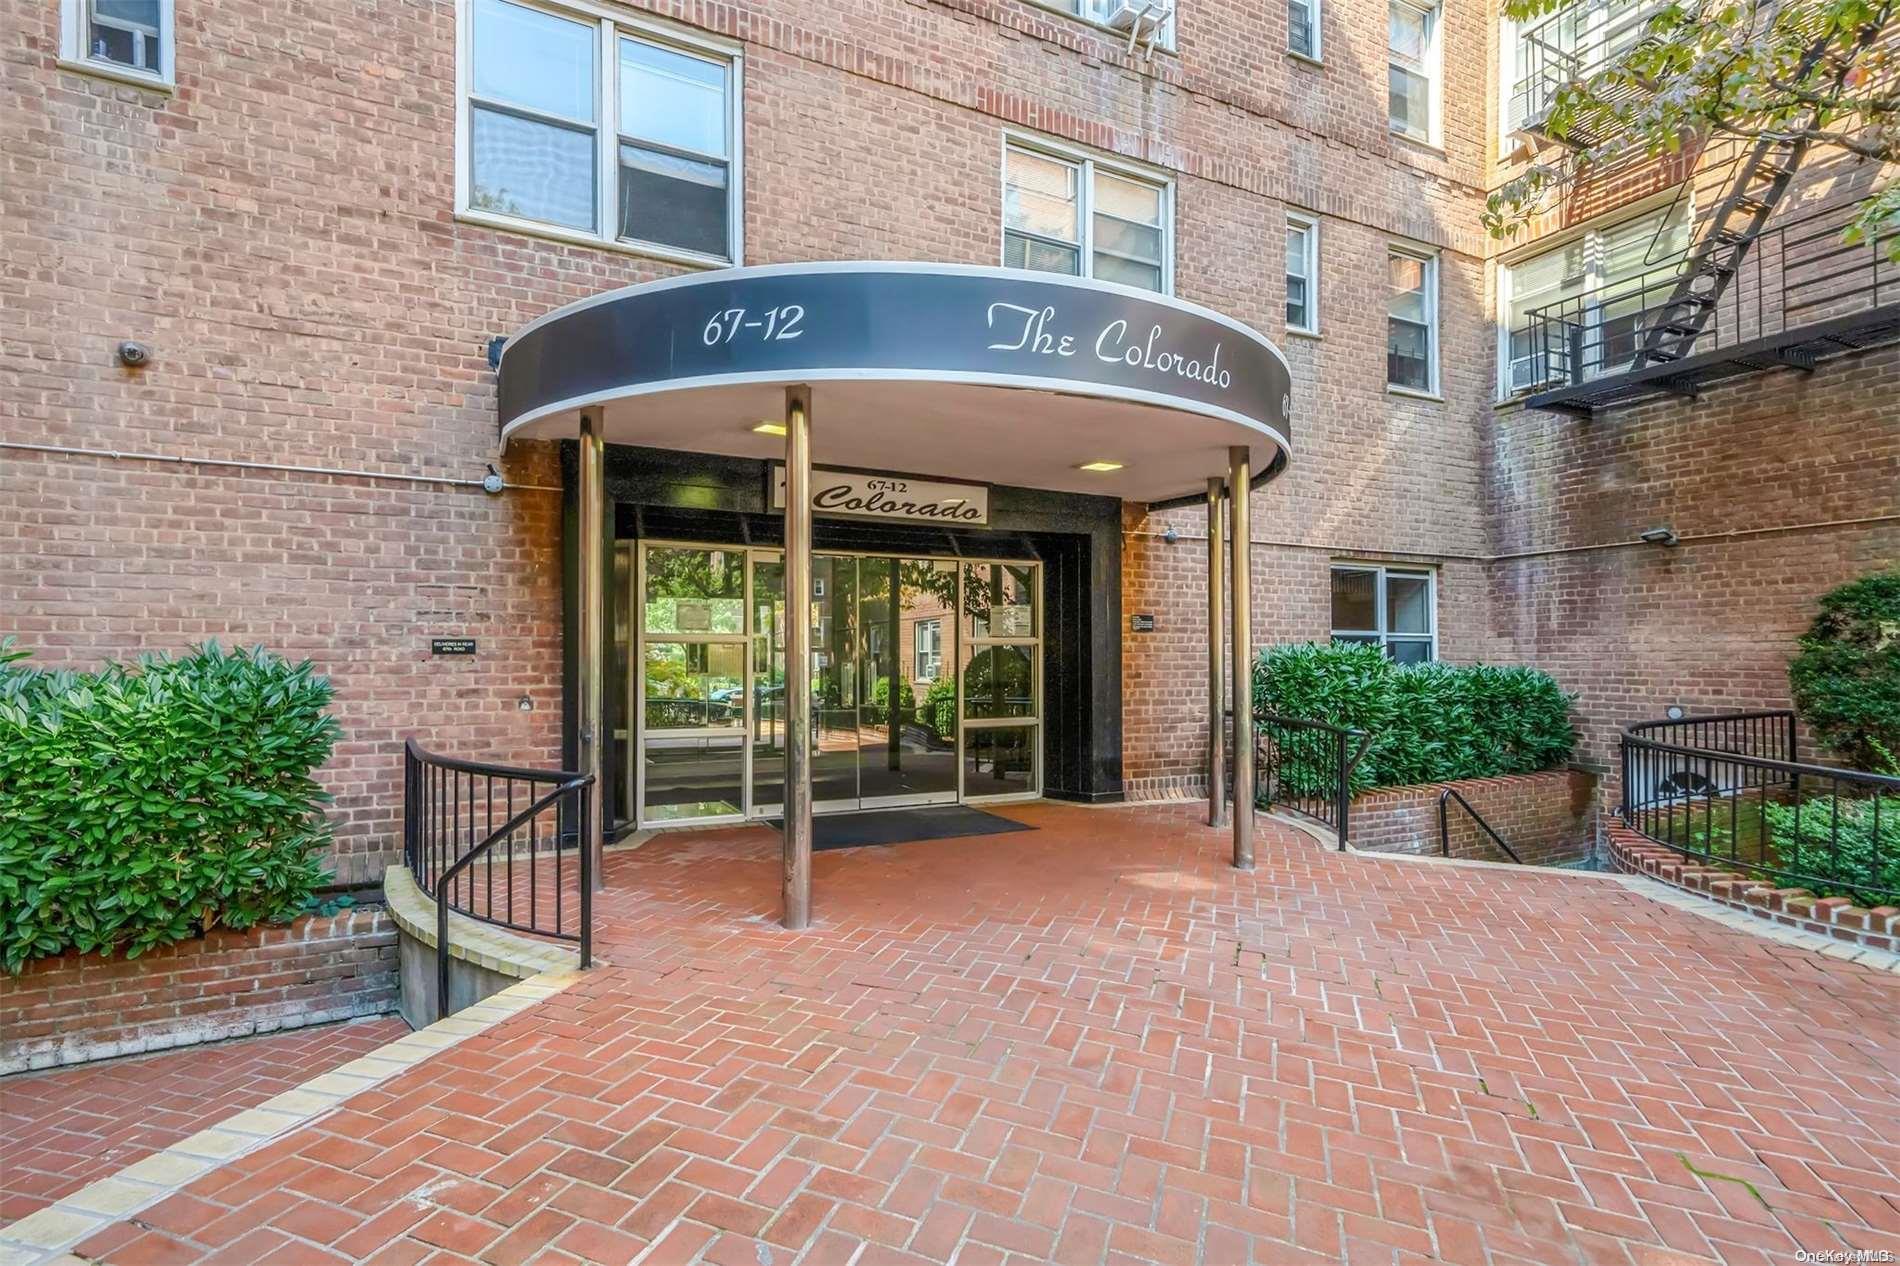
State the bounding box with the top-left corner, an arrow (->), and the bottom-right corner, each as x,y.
71,803 -> 1900,1264
0,1017 -> 407,1222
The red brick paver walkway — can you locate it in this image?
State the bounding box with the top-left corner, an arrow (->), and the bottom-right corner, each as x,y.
73,804 -> 1900,1265
0,1015 -> 406,1221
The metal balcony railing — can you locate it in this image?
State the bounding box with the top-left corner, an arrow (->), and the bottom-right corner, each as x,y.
1513,199 -> 1900,414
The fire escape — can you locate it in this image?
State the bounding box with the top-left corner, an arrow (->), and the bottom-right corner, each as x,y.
1506,2 -> 1900,416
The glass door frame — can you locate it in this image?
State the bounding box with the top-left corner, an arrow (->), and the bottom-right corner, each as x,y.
630,538 -> 1043,827
631,541 -> 753,830
959,561 -> 1043,807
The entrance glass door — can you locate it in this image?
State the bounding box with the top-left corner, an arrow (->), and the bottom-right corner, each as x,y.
858,558 -> 959,807
631,540 -> 1040,826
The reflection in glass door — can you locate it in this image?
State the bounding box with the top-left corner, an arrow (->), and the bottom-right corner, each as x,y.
859,558 -> 959,807
637,546 -> 747,822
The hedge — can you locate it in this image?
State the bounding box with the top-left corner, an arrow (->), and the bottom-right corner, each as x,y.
0,640 -> 339,973
1252,642 -> 1576,794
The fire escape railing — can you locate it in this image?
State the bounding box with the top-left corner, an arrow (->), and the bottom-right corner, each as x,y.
1513,198 -> 1900,413
1509,0 -> 1668,143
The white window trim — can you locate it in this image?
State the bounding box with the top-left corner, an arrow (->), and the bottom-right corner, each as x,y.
1330,564 -> 1437,661
1021,0 -> 1178,53
1386,243 -> 1439,398
1493,187 -> 1692,399
1387,0 -> 1443,149
999,132 -> 1175,295
58,0 -> 175,91
1288,0 -> 1322,63
1285,211 -> 1320,337
452,0 -> 744,270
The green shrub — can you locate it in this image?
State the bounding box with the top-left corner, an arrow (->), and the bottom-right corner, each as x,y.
0,640 -> 339,973
1252,642 -> 1575,793
1767,793 -> 1900,905
923,678 -> 957,740
1789,569 -> 1900,769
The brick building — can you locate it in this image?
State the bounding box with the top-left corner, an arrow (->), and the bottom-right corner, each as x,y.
3,0 -> 1895,885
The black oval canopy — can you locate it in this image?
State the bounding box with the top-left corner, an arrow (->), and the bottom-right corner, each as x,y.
498,262 -> 1292,503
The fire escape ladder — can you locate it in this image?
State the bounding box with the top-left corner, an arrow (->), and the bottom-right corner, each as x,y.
1633,134 -> 1806,368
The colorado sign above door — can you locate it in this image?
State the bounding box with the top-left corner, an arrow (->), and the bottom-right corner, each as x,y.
769,465 -> 990,526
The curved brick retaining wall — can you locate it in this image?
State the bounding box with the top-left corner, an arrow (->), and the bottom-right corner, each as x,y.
1349,769 -> 1597,865
0,908 -> 399,1073
1606,819 -> 1899,952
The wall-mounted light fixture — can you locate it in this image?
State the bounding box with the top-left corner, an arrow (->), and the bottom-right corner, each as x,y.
1665,704 -> 1687,720
1162,527 -> 1179,544
482,464 -> 505,495
1638,526 -> 1680,547
116,340 -> 151,368
517,695 -> 534,712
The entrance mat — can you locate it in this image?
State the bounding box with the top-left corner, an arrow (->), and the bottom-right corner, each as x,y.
768,805 -> 1034,851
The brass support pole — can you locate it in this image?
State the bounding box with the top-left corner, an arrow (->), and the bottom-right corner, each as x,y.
1206,477 -> 1226,828
578,412 -> 606,890
1228,446 -> 1253,870
781,387 -> 814,929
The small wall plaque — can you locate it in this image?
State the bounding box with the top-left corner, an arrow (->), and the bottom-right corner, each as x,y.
1130,614 -> 1156,633
431,638 -> 477,656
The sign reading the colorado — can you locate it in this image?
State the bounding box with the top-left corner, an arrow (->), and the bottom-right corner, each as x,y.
773,467 -> 989,525
984,302 -> 1232,389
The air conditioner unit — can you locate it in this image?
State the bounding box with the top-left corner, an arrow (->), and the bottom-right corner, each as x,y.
1104,1 -> 1169,52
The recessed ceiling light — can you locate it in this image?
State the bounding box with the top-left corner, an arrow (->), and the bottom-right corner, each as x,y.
752,421 -> 787,437
1077,461 -> 1123,473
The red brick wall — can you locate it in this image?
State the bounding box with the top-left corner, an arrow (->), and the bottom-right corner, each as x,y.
1348,769 -> 1597,866
1484,344 -> 1900,804
0,910 -> 398,1074
3,0 -> 1499,874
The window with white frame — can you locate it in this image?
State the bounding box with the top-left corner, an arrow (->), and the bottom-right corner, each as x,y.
1500,198 -> 1691,394
1037,0 -> 1176,50
1285,213 -> 1319,334
1386,246 -> 1437,394
1331,565 -> 1435,663
461,0 -> 740,263
1003,142 -> 1171,293
60,0 -> 173,86
914,620 -> 942,682
1288,0 -> 1321,59
1388,1 -> 1439,142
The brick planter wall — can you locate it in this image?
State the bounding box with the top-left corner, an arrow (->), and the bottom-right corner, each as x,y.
1348,769 -> 1597,865
0,908 -> 399,1074
1605,819 -> 1899,953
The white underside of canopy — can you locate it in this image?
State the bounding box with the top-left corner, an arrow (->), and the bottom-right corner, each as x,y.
503,375 -> 1287,504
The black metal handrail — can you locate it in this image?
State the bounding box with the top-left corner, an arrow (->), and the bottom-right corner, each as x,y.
1619,711 -> 1899,907
1513,199 -> 1897,392
1438,787 -> 1523,864
403,738 -> 593,1019
1254,714 -> 1373,850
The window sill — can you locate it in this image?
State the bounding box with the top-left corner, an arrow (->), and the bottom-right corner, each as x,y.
1286,326 -> 1322,341
1388,129 -> 1447,157
56,57 -> 174,94
1286,50 -> 1324,69
454,209 -> 735,271
1386,384 -> 1444,403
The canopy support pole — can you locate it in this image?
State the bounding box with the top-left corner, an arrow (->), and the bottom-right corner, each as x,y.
578,410 -> 606,891
1228,446 -> 1253,870
1206,477 -> 1226,829
782,386 -> 814,930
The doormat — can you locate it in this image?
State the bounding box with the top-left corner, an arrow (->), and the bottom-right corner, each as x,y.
768,805 -> 1034,851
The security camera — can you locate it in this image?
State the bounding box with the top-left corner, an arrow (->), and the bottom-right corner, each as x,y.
116,341 -> 151,368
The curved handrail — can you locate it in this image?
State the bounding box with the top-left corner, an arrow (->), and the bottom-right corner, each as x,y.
1438,787 -> 1523,864
403,738 -> 595,1020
